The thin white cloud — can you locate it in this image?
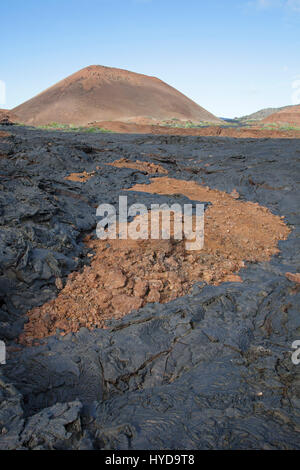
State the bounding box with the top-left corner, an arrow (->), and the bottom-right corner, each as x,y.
287,0 -> 300,10
250,0 -> 300,10
256,0 -> 283,9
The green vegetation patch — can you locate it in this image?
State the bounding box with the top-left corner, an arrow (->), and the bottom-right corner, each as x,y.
36,122 -> 114,133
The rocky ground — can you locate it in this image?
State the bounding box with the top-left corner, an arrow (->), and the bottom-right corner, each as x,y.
90,121 -> 300,138
0,125 -> 299,450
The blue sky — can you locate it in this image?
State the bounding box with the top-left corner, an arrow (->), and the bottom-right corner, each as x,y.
1,0 -> 300,117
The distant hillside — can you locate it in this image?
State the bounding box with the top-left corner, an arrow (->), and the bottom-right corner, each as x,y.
238,106 -> 290,122
0,109 -> 17,123
13,65 -> 222,126
262,104 -> 300,126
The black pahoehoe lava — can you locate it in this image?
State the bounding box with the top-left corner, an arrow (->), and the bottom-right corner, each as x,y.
0,126 -> 299,450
